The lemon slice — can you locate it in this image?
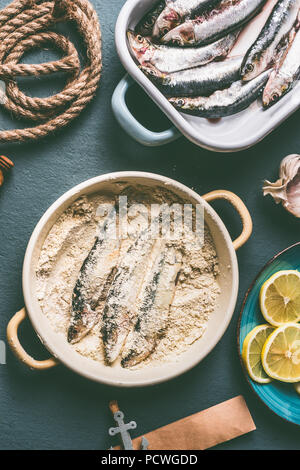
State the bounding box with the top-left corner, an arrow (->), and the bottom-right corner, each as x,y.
242,324 -> 274,383
261,323 -> 300,383
259,270 -> 300,326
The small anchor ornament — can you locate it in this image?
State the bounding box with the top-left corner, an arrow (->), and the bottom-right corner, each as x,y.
109,400 -> 149,450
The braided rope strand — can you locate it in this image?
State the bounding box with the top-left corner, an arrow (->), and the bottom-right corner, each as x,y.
0,0 -> 102,143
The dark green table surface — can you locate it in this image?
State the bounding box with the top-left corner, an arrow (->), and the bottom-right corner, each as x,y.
0,0 -> 299,451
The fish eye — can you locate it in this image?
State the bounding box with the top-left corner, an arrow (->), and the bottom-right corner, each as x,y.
272,93 -> 279,101
137,35 -> 143,42
162,27 -> 169,35
177,99 -> 184,106
246,63 -> 254,73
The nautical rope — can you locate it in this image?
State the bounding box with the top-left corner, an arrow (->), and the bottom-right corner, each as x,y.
0,0 -> 102,143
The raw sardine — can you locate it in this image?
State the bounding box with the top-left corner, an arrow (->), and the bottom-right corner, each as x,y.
153,0 -> 220,38
169,69 -> 271,117
101,230 -> 161,364
121,245 -> 181,368
135,1 -> 166,36
68,212 -> 119,344
161,0 -> 267,46
127,30 -> 239,73
263,26 -> 300,107
141,56 -> 243,97
241,0 -> 300,81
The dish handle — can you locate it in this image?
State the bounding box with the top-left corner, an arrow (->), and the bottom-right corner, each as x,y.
7,308 -> 58,370
202,190 -> 253,251
111,74 -> 180,146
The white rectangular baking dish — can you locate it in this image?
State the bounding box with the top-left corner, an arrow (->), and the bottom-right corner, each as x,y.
113,0 -> 300,152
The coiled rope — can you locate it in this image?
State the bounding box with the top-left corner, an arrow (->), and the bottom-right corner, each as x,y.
0,0 -> 102,143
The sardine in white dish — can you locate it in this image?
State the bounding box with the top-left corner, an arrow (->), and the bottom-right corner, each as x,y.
113,0 -> 300,152
7,172 -> 252,387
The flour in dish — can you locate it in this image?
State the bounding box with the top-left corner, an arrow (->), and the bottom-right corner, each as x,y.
36,184 -> 220,369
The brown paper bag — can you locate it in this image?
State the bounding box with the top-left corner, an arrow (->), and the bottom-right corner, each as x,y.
116,395 -> 256,450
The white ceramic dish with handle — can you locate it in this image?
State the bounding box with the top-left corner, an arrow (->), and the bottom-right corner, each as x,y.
7,172 -> 252,387
112,0 -> 300,152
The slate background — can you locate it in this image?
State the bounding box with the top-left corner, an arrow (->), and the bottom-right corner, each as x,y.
0,0 -> 299,450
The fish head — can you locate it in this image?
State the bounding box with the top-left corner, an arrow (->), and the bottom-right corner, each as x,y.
169,97 -> 188,111
263,72 -> 290,108
241,50 -> 266,81
140,65 -> 166,84
152,7 -> 181,38
169,97 -> 204,113
127,31 -> 153,63
161,22 -> 196,46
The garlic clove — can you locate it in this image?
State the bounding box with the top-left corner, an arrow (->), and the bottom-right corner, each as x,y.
263,154 -> 300,218
263,178 -> 287,205
286,172 -> 300,218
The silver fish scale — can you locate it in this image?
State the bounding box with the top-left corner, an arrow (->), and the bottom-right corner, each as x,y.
102,231 -> 158,363
164,0 -> 219,16
192,0 -> 267,44
153,32 -> 238,73
276,28 -> 300,81
153,0 -> 221,38
241,0 -> 300,80
145,56 -> 243,97
162,0 -> 266,46
68,211 -> 119,344
263,27 -> 300,106
170,69 -> 271,118
128,30 -> 239,74
121,245 -> 181,368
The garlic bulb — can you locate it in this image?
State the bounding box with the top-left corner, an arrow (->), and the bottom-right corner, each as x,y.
263,154 -> 300,218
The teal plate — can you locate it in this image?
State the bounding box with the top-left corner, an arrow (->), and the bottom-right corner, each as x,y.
237,242 -> 300,426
